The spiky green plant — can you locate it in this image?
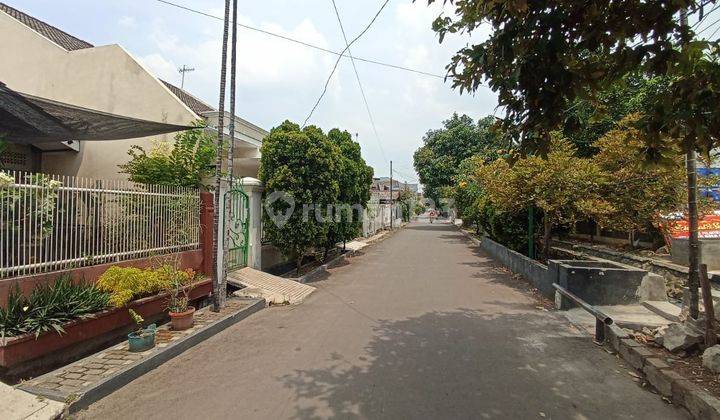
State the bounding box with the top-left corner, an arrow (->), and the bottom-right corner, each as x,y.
0,276 -> 110,339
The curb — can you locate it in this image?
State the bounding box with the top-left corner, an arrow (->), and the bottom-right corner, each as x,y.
22,298 -> 265,413
605,324 -> 720,419
456,227 -> 482,246
298,251 -> 352,283
297,228 -> 401,283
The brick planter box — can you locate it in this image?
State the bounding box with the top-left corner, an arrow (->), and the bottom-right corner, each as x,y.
0,279 -> 211,372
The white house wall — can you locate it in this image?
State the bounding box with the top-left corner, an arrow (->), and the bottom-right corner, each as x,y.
0,11 -> 198,179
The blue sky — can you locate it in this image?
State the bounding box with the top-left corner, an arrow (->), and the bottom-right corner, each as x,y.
12,0 -> 498,182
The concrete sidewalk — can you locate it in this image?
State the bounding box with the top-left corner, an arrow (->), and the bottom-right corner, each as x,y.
0,382 -> 64,420
78,221 -> 688,419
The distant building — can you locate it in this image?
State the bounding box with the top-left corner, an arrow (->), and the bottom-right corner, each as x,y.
370,177 -> 419,203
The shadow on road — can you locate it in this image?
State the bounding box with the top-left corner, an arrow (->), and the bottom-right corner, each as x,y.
279,309 -> 685,419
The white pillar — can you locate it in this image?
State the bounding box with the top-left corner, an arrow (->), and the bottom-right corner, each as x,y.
241,177 -> 264,270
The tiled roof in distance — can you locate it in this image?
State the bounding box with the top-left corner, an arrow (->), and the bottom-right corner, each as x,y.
0,2 -> 93,51
161,80 -> 215,116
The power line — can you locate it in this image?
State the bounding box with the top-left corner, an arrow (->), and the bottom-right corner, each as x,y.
302,0 -> 391,128
693,3 -> 720,29
628,5 -> 719,48
708,22 -> 720,39
330,0 -> 387,163
392,168 -> 419,183
154,0 -> 443,79
698,15 -> 720,36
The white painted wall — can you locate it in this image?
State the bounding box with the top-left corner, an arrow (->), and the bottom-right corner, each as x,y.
0,11 -> 198,179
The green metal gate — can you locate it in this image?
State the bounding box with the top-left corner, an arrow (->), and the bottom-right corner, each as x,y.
224,185 -> 250,271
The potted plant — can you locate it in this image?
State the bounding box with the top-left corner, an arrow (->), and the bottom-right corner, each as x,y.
167,278 -> 195,331
127,309 -> 156,352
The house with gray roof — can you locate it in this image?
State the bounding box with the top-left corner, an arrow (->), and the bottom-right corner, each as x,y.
0,2 -> 266,178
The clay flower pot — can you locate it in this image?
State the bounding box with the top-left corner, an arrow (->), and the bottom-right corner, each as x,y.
169,306 -> 195,331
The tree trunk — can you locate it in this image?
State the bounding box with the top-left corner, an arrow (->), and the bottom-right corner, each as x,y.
343,240 -> 347,252
629,230 -> 639,249
687,149 -> 700,320
296,256 -> 303,276
700,264 -> 717,346
543,218 -> 552,260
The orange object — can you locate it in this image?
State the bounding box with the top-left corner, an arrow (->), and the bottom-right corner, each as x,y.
668,214 -> 720,239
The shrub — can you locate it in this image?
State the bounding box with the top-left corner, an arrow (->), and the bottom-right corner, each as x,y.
0,276 -> 110,338
97,266 -> 193,308
259,121 -> 340,272
119,121 -> 217,189
479,200 -> 535,254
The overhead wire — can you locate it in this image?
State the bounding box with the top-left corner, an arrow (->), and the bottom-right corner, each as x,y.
154,0 -> 442,79
302,0 -> 391,128
330,0 -> 387,163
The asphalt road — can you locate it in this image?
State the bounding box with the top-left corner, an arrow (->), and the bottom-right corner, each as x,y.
79,221 -> 688,419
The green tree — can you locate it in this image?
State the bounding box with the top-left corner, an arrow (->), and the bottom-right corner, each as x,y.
414,114 -> 505,205
562,75 -> 670,156
593,116 -> 685,245
454,155 -> 486,234
325,129 -> 374,254
259,121 -> 340,273
120,121 -> 216,188
426,0 -> 720,323
477,136 -> 610,257
397,187 -> 416,222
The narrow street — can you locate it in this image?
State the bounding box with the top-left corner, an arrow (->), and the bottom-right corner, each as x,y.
79,221 -> 688,419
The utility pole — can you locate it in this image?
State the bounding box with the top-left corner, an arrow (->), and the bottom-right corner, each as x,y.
678,9 -> 713,345
227,0 -> 238,186
178,65 -> 195,89
212,0 -> 231,312
390,160 -> 393,230
680,8 -> 700,321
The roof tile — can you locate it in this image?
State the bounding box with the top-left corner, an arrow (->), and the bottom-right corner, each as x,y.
0,2 -> 93,51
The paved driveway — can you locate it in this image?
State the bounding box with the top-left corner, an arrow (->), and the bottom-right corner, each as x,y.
79,221 -> 688,419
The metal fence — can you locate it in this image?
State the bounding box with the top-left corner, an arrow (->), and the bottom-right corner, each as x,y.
0,171 -> 201,279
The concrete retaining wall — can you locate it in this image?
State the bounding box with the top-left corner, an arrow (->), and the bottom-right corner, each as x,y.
671,237 -> 720,271
480,236 -> 666,303
479,236 -> 555,298
552,241 -> 692,287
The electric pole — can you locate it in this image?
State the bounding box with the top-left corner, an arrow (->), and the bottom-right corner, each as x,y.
212,0 -> 231,312
679,8 -> 700,321
178,65 -> 195,89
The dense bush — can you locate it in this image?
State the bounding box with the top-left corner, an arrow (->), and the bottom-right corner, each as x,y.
97,266 -> 195,307
478,201 -> 536,254
0,276 -> 110,338
257,121 -> 384,268
325,129 -> 373,253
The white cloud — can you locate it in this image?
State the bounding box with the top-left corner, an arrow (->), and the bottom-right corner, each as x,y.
137,53 -> 177,82
403,45 -> 431,70
118,15 -> 136,28
137,14 -> 337,99
395,2 -> 451,32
